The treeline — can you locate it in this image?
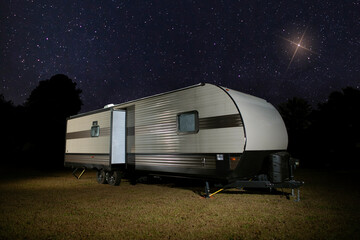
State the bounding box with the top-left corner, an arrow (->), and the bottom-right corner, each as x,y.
1,74 -> 359,169
279,87 -> 360,168
0,74 -> 82,169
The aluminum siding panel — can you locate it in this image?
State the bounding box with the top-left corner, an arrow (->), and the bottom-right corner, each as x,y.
126,106 -> 135,154
65,111 -> 112,155
136,154 -> 216,169
133,84 -> 245,154
65,154 -> 109,165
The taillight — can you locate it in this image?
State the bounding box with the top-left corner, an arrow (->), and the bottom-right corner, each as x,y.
229,156 -> 240,170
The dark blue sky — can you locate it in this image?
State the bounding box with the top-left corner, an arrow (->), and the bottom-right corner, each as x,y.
1,0 -> 359,112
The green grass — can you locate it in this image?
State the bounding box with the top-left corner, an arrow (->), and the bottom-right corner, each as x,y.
0,168 -> 359,239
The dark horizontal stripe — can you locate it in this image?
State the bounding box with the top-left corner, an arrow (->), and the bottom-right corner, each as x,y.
66,130 -> 90,139
65,154 -> 110,165
66,113 -> 241,140
66,127 -> 111,139
101,127 -> 111,136
199,114 -> 242,130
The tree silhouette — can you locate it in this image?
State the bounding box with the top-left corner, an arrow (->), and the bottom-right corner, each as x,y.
0,94 -> 14,109
0,94 -> 16,162
279,87 -> 360,169
279,97 -> 312,133
23,74 -> 82,168
278,97 -> 312,165
25,74 -> 82,118
312,87 -> 360,168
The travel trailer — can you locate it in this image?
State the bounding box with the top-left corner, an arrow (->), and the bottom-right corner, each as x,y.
64,83 -> 303,199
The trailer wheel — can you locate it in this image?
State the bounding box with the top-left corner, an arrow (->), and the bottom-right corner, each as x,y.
96,170 -> 107,184
107,171 -> 121,186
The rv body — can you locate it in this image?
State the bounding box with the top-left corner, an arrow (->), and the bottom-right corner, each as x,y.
65,83 -> 292,185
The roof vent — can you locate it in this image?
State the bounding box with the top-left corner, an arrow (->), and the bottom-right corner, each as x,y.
104,103 -> 115,108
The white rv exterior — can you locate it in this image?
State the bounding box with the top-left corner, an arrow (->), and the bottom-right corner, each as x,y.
64,83 -> 288,183
65,109 -> 126,168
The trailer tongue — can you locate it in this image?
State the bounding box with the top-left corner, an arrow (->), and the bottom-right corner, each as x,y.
204,153 -> 304,201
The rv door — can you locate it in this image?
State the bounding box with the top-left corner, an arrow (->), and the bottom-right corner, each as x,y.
111,110 -> 126,164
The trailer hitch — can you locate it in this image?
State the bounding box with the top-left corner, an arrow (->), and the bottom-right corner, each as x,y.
72,168 -> 86,179
203,180 -> 304,201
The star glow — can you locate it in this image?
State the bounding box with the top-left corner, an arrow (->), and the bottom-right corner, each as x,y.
280,27 -> 317,71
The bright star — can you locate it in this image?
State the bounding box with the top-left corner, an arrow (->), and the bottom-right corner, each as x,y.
280,26 -> 317,71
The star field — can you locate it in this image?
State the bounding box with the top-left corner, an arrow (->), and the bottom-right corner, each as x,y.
1,0 -> 359,111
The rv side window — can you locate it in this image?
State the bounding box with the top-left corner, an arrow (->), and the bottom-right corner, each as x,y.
91,121 -> 100,137
177,111 -> 199,134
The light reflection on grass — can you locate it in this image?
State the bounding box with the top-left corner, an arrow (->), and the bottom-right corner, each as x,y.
0,168 -> 359,239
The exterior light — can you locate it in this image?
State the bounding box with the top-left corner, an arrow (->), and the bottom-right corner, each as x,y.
216,154 -> 224,161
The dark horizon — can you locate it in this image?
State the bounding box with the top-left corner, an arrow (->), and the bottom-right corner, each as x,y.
3,78 -> 358,112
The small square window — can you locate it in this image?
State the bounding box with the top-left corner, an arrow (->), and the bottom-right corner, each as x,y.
177,111 -> 199,134
91,121 -> 99,137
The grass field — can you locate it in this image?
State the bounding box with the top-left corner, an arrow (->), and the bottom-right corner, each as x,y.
0,168 -> 359,240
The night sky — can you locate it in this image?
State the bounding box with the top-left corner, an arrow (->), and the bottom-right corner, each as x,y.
1,0 -> 359,112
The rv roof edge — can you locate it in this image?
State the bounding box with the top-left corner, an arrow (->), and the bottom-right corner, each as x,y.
67,106 -> 113,119
112,83 -> 204,109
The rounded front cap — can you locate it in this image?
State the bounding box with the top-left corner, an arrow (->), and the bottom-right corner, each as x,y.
222,87 -> 288,151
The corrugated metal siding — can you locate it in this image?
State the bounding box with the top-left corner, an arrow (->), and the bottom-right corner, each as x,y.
64,84 -> 246,174
66,127 -> 111,139
66,110 -> 111,132
136,154 -> 216,169
65,138 -> 111,154
65,154 -> 109,165
133,84 -> 245,154
126,106 -> 135,154
65,111 -> 111,154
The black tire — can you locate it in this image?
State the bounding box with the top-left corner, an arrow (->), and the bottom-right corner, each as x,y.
96,170 -> 107,184
130,174 -> 137,185
147,175 -> 154,184
107,171 -> 121,186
